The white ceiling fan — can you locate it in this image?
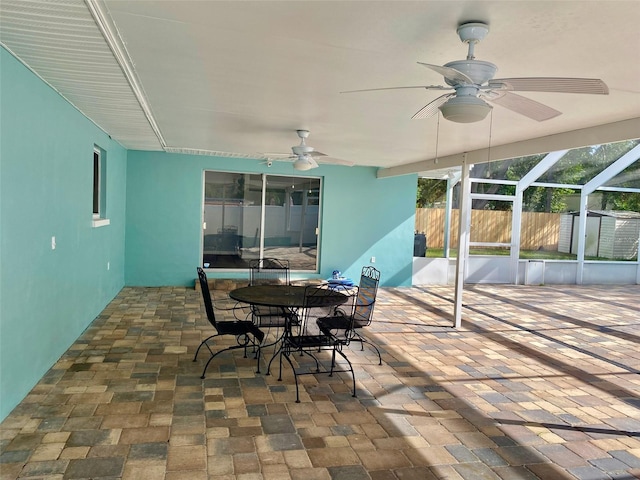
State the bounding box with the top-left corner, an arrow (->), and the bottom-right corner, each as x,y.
343,22 -> 609,123
265,130 -> 353,170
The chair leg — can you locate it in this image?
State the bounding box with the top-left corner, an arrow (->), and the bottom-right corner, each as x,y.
277,345 -> 285,381
329,348 -> 337,376
240,334 -> 249,358
199,343 -> 252,379
257,330 -> 284,375
193,334 -> 220,361
333,348 -> 357,398
353,331 -> 382,366
255,340 -> 262,374
200,347 -> 228,379
266,343 -> 284,376
296,348 -> 321,373
322,345 -> 357,397
280,351 -> 301,403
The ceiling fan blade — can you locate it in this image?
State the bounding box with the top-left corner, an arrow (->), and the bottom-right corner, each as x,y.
262,152 -> 293,158
412,94 -> 453,120
308,150 -> 327,157
308,156 -> 319,169
489,77 -> 609,95
341,85 -> 451,94
418,62 -> 474,85
317,157 -> 355,167
484,91 -> 562,121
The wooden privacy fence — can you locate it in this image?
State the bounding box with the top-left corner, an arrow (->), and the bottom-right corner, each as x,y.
415,208 -> 561,250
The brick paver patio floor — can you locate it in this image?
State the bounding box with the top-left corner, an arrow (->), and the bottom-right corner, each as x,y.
1,284 -> 639,479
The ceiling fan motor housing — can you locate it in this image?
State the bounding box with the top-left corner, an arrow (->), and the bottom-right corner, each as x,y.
292,144 -> 314,155
443,60 -> 497,86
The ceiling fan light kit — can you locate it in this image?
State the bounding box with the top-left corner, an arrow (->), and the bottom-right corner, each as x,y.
293,155 -> 316,171
440,95 -> 492,123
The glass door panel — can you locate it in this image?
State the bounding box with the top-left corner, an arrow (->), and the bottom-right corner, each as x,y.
264,176 -> 320,270
202,172 -> 321,271
202,172 -> 262,269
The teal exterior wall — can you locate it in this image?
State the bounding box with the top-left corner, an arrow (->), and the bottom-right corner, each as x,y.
0,48 -> 127,420
125,151 -> 416,288
0,44 -> 416,422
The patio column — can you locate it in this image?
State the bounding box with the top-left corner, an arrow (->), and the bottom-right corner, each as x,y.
453,155 -> 471,328
444,171 -> 460,258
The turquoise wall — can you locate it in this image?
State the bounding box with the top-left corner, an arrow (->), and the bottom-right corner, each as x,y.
0,44 -> 416,422
0,49 -> 127,420
125,151 -> 416,288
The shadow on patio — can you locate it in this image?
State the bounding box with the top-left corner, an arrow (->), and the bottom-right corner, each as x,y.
0,284 -> 639,479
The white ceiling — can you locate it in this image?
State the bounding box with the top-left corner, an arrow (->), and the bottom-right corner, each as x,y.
2,0 -> 639,176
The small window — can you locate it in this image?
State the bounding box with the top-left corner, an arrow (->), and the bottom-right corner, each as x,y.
92,146 -> 110,227
93,148 -> 101,216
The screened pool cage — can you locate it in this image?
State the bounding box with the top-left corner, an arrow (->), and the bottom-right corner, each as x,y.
413,139 -> 640,287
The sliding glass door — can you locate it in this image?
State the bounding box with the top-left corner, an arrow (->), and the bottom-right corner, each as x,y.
202,171 -> 321,271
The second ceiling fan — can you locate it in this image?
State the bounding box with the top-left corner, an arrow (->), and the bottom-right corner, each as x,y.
344,22 -> 609,123
266,130 -> 353,170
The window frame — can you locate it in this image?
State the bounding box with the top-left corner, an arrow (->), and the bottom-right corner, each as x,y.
92,146 -> 110,228
202,170 -> 322,272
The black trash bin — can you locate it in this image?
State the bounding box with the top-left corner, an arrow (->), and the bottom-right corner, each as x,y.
414,233 -> 427,257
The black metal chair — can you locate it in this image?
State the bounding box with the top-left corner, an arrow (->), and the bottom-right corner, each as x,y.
248,257 -> 291,330
317,266 -> 382,365
249,257 -> 290,286
194,267 -> 265,379
274,285 -> 356,403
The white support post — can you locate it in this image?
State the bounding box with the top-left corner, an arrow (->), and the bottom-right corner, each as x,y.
637,229 -> 640,284
511,193 -> 523,284
576,193 -> 588,284
260,175 -> 267,258
453,157 -> 471,329
444,175 -> 456,258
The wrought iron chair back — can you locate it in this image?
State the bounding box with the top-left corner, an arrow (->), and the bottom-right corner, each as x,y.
197,267 -> 218,329
248,258 -> 291,328
272,285 -> 356,402
249,258 -> 290,286
351,266 -> 381,327
316,265 -> 382,365
194,267 -> 264,378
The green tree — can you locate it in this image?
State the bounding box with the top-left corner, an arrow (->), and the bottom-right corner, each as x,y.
416,140 -> 640,212
416,178 -> 447,207
595,140 -> 640,211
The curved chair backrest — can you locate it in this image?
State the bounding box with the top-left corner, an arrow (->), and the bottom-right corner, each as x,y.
249,258 -> 290,286
352,266 -> 380,326
197,267 -> 217,329
301,286 -> 339,335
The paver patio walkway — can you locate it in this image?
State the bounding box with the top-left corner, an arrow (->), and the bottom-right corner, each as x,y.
1,284 -> 639,479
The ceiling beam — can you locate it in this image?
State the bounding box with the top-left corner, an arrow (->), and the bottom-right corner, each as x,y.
85,0 -> 166,148
377,117 -> 640,178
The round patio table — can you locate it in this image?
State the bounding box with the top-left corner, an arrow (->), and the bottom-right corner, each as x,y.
230,284 -> 349,380
229,284 -> 347,309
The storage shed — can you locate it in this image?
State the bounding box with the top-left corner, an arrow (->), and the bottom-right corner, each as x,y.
558,210 -> 640,259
